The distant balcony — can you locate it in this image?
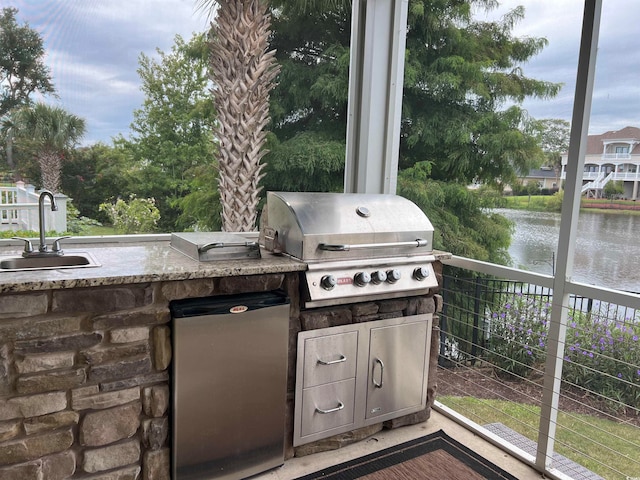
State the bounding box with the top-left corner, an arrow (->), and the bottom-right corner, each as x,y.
562,170 -> 640,181
437,256 -> 640,480
602,153 -> 632,160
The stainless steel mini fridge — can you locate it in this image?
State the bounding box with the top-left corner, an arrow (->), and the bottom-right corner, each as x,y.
170,291 -> 290,480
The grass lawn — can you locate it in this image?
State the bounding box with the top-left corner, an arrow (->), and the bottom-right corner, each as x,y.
503,195 -> 640,214
438,396 -> 639,479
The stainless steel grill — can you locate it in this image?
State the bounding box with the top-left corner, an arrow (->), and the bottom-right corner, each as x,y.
260,191 -> 438,307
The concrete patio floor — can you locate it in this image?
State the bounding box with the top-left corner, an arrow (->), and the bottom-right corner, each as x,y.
253,409 -> 544,479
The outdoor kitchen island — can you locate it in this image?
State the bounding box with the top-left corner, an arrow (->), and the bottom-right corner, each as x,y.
0,233 -> 447,480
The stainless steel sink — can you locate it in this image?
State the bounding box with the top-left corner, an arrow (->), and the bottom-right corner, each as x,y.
0,252 -> 101,272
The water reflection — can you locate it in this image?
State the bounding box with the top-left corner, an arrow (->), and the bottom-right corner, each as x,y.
494,208 -> 640,292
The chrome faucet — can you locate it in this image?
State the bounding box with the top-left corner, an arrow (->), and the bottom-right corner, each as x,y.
13,190 -> 69,257
38,190 -> 57,253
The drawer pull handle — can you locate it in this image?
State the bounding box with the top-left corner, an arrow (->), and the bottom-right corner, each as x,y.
315,401 -> 345,414
317,354 -> 346,366
372,358 -> 384,388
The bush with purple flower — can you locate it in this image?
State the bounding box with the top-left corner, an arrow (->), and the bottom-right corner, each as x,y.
486,293 -> 549,379
563,312 -> 640,412
487,293 -> 640,413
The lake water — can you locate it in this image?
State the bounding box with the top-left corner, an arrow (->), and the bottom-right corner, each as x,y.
494,208 -> 640,292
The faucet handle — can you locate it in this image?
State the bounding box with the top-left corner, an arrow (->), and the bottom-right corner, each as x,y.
52,236 -> 72,253
12,236 -> 34,254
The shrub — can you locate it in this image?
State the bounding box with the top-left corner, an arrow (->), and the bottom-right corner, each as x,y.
547,190 -> 563,212
99,195 -> 160,234
486,293 -> 549,379
66,202 -> 102,235
486,293 -> 640,412
562,308 -> 640,412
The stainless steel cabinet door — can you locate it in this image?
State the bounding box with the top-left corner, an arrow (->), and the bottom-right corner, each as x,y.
365,320 -> 430,422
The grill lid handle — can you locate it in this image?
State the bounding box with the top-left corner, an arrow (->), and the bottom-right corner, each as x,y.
318,238 -> 429,252
199,241 -> 259,252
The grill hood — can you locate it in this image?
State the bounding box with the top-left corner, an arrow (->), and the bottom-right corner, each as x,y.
261,192 -> 434,262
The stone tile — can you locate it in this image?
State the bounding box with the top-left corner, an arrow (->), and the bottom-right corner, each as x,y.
100,372 -> 168,392
110,327 -> 149,344
143,448 -> 170,480
81,465 -> 141,480
89,356 -> 152,384
83,439 -> 140,473
142,417 -> 168,450
72,386 -> 140,411
152,327 -> 171,371
52,286 -> 152,313
0,293 -> 48,319
218,274 -> 284,293
0,392 -> 67,421
16,367 -> 87,394
15,352 -> 75,374
0,420 -> 20,442
15,333 -> 103,355
0,314 -> 84,342
23,411 -> 80,435
81,342 -> 149,366
92,309 -> 170,330
0,428 -> 73,465
142,385 -> 169,418
80,402 -> 141,447
42,450 -> 76,480
159,279 -> 215,302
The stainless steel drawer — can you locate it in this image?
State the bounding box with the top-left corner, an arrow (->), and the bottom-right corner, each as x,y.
302,331 -> 358,388
301,379 -> 356,437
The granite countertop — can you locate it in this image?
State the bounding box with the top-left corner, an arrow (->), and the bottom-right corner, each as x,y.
0,234 -> 452,294
0,236 -> 307,294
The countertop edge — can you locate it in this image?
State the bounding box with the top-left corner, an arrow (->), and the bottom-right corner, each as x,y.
0,242 -> 452,294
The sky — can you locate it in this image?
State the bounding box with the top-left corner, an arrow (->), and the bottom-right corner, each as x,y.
8,0 -> 640,145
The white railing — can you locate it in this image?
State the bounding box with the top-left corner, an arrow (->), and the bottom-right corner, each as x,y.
602,153 -> 632,160
580,171 -> 609,194
437,255 -> 640,480
0,182 -> 68,233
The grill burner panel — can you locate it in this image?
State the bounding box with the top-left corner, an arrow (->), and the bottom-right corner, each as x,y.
304,256 -> 438,308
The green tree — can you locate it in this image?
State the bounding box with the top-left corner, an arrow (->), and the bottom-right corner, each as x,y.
0,7 -> 56,169
400,2 -> 557,185
266,1 -> 558,261
531,118 -> 570,186
265,2 -> 351,192
62,143 -> 134,222
268,2 -> 557,188
118,33 -> 215,232
10,103 -> 85,192
398,162 -> 512,264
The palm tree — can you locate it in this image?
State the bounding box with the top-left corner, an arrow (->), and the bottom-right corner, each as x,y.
199,0 -> 280,232
11,103 -> 85,193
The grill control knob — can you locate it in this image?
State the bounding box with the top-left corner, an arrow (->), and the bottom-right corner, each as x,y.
413,266 -> 430,281
386,269 -> 401,283
354,272 -> 371,287
371,270 -> 387,284
320,274 -> 337,290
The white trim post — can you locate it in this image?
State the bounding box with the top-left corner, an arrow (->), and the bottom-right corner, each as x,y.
344,0 -> 409,194
536,0 -> 602,471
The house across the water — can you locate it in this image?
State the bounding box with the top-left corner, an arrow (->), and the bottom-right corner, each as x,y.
561,125 -> 640,199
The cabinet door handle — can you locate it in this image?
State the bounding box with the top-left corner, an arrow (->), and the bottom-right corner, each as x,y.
372,358 -> 384,388
317,354 -> 346,366
315,401 -> 345,414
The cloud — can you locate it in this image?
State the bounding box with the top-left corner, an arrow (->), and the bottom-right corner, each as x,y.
12,0 -> 640,142
13,0 -> 208,144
